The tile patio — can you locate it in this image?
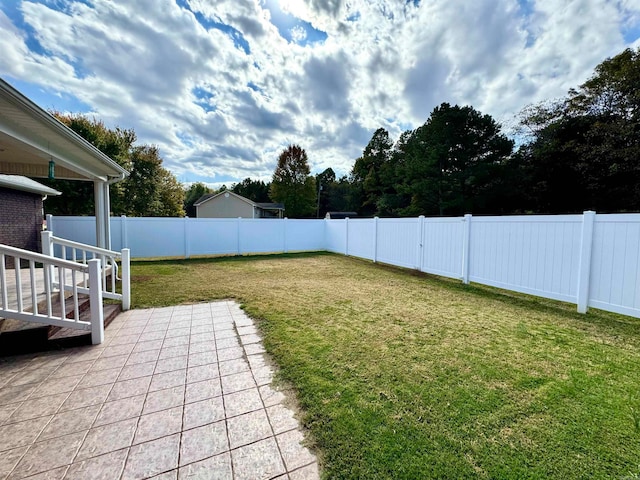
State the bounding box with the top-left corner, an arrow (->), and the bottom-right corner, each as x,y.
0,301 -> 319,479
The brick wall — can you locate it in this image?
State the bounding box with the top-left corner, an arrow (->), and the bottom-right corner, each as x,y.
0,187 -> 44,267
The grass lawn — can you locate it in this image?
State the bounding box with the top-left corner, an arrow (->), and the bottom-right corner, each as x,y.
131,252 -> 640,479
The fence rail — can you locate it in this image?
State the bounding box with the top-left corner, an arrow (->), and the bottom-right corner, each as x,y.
48,212 -> 640,319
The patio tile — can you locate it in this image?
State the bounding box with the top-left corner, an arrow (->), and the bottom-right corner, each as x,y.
227,409 -> 273,449
236,325 -> 258,336
89,354 -> 128,373
244,343 -> 266,355
76,367 -> 120,389
259,385 -> 286,407
0,403 -> 18,424
21,465 -> 68,479
276,429 -> 316,471
213,329 -> 236,340
0,383 -> 37,406
0,415 -> 52,451
155,355 -> 188,374
99,343 -> 135,358
8,366 -> 56,387
143,385 -> 185,415
108,333 -> 141,346
93,394 -> 145,427
267,404 -> 299,435
122,433 -> 180,480
189,332 -> 215,344
138,329 -> 166,342
187,351 -> 218,368
126,348 -> 161,366
29,374 -> 83,399
60,384 -> 112,411
63,448 -> 128,480
187,342 -> 215,354
107,376 -> 151,402
76,417 -> 137,461
288,462 -> 320,480
166,327 -> 191,338
215,337 -> 240,350
159,344 -> 190,360
118,361 -> 156,381
178,451 -> 232,479
38,404 -> 100,440
183,396 -> 225,430
247,353 -> 268,369
252,366 -> 275,387
133,406 -> 183,444
186,364 -> 219,384
190,324 -> 213,334
217,346 -> 244,362
133,339 -> 164,353
50,360 -> 94,379
239,333 -> 262,345
7,392 -> 68,423
184,378 -> 221,404
8,431 -> 85,479
0,446 -> 28,478
213,322 -> 234,332
219,358 -> 250,377
149,470 -> 178,479
220,371 -> 256,394
150,369 -> 187,392
231,437 -> 285,480
64,347 -> 103,364
163,335 -> 190,348
179,420 -> 228,466
223,387 -> 263,418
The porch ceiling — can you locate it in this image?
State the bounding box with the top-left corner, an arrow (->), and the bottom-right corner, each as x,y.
0,78 -> 128,182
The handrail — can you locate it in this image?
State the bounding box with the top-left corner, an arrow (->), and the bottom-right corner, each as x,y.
50,235 -> 121,258
0,244 -> 89,272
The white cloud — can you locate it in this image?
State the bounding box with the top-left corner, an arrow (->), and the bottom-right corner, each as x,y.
1,0 -> 639,183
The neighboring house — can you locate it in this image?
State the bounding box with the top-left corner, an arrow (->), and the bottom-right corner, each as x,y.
194,191 -> 285,218
0,175 -> 60,265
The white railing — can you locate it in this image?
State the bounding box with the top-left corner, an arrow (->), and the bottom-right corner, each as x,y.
0,244 -> 104,344
41,231 -> 130,311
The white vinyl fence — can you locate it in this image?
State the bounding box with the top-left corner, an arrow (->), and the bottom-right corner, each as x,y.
48,212 -> 640,319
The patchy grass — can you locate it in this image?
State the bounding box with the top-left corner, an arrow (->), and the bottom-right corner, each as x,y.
132,252 -> 640,479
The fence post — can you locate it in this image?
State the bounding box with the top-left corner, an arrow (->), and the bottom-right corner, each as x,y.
237,217 -> 242,255
373,217 -> 379,263
577,210 -> 596,314
121,215 -> 127,249
121,248 -> 131,310
462,214 -> 472,284
46,214 -> 53,234
184,217 -> 190,259
88,258 -> 104,345
283,217 -> 288,253
416,216 -> 425,270
345,217 -> 349,256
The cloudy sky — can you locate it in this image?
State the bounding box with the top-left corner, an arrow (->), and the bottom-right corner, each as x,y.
1,0 -> 639,188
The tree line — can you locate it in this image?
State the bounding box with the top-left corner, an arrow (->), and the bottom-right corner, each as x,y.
46,47 -> 640,218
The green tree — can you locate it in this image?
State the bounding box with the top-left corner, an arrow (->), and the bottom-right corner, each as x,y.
401,103 -> 514,216
184,182 -> 213,217
269,145 -> 316,218
232,178 -> 270,202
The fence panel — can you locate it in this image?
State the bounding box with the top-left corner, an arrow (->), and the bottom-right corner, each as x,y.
346,219 -> 375,260
376,218 -> 420,269
421,217 -> 464,279
325,219 -> 346,253
468,215 -> 582,303
126,218 -> 186,258
589,214 -> 640,317
188,219 -> 238,256
285,220 -> 326,252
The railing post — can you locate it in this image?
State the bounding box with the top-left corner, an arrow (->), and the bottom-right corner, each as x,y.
121,248 -> 131,311
46,214 -> 53,234
41,230 -> 55,291
462,214 -> 472,284
88,258 -> 104,345
373,217 -> 378,263
416,216 -> 425,270
577,210 -> 596,314
345,217 -> 349,256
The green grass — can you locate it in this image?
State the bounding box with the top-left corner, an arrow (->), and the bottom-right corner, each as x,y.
131,252 -> 640,479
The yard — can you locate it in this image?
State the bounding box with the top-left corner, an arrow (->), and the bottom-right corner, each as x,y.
131,252 -> 640,479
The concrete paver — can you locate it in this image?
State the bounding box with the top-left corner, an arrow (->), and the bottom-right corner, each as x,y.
0,301 -> 319,479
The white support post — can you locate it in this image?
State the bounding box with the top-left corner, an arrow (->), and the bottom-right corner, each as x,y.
184,217 -> 190,259
283,217 -> 288,253
577,210 -> 596,314
88,258 -> 104,345
41,230 -> 55,291
345,217 -> 349,256
373,217 -> 379,263
121,215 -> 127,249
94,181 -> 106,248
462,214 -> 472,284
416,215 -> 425,270
121,248 -> 131,311
46,214 -> 53,234
237,217 -> 242,255
103,183 -> 112,250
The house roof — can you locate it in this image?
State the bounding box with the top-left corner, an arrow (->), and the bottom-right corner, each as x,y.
0,174 -> 61,196
194,190 -> 283,210
0,78 -> 129,182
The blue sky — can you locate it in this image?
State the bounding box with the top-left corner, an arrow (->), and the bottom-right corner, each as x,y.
1,0 -> 639,188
